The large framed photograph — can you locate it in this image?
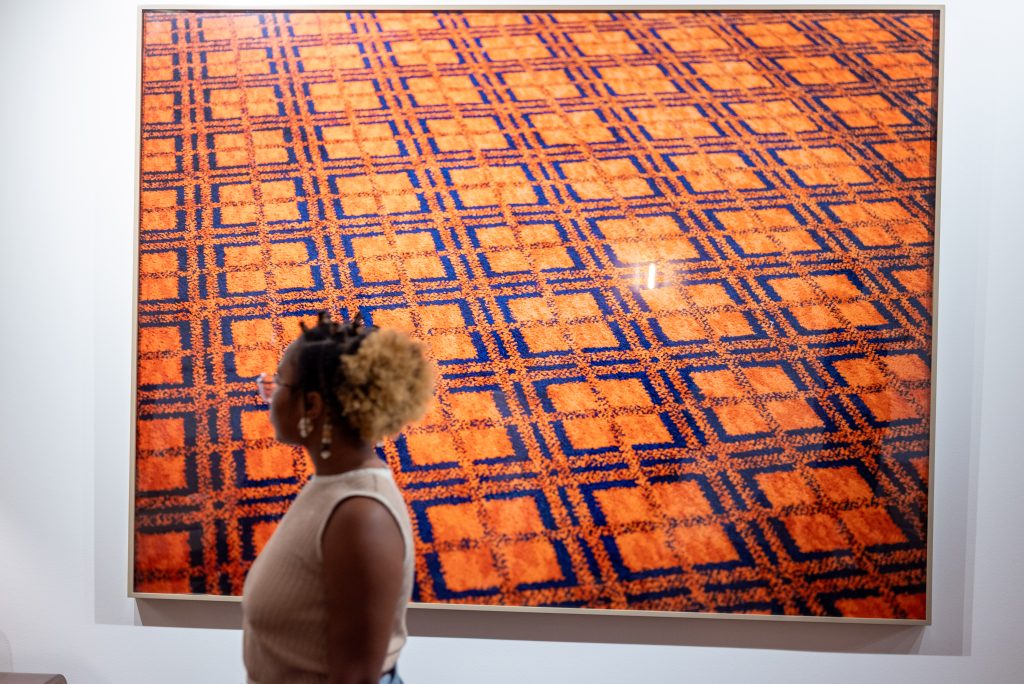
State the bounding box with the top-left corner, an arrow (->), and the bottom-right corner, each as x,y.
131,6 -> 941,622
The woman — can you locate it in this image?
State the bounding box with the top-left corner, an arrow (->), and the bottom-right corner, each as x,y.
243,311 -> 435,684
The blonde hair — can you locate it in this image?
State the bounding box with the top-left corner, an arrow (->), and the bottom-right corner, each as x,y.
335,328 -> 435,443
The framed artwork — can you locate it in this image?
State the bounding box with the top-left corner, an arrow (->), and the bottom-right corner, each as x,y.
131,6 -> 942,622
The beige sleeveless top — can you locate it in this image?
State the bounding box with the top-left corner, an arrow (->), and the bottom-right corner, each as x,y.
242,466 -> 415,683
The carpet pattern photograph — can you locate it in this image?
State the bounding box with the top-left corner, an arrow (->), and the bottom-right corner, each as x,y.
133,9 -> 939,620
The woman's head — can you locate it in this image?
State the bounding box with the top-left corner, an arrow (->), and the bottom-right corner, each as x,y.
264,311 -> 435,449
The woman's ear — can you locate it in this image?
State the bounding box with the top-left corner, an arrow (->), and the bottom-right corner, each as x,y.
303,391 -> 325,420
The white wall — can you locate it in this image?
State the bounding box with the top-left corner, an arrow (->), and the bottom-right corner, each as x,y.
1,0 -> 1021,681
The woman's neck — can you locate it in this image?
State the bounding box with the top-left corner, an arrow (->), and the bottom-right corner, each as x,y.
307,425 -> 383,477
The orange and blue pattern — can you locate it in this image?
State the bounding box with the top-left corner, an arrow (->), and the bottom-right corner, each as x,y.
135,10 -> 938,619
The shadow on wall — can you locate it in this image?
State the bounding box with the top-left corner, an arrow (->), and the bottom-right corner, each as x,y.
0,631 -> 11,671
136,600 -> 927,655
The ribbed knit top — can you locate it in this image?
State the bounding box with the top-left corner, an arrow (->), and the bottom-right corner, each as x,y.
242,466 -> 415,683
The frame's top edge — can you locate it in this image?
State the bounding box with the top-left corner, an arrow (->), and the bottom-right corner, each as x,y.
138,4 -> 946,11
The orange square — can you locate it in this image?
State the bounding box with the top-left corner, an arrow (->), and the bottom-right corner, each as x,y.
475,227 -> 517,248
891,267 -> 931,293
860,390 -> 923,422
250,520 -> 277,557
483,497 -> 545,536
339,194 -> 378,216
138,357 -> 183,385
222,245 -> 262,269
260,180 -> 296,202
812,466 -> 874,502
417,304 -> 465,331
240,411 -> 275,441
138,326 -> 181,353
136,531 -> 191,572
436,548 -> 501,592
614,414 -> 673,447
142,93 -> 177,123
834,596 -> 896,619
777,56 -> 857,84
765,398 -> 824,431
137,453 -> 188,491
428,503 -> 484,543
594,486 -> 652,526
728,232 -> 779,256
568,321 -> 618,349
651,480 -> 714,518
519,325 -> 570,354
692,369 -> 744,399
673,524 -> 741,565
231,318 -> 275,347
597,378 -> 653,408
404,431 -> 457,465
404,255 -> 447,279
896,593 -> 927,620
269,242 -> 308,264
507,297 -> 554,323
705,311 -> 754,339
653,314 -> 704,342
426,331 -> 478,361
713,403 -> 770,436
351,235 -> 391,259
459,187 -> 500,206
788,304 -> 842,331
769,277 -> 817,303
502,538 -> 563,584
718,207 -> 801,231
368,307 -> 415,333
142,154 -> 178,172
837,301 -> 889,327
531,246 -> 575,270
218,184 -> 255,205
783,513 -> 848,553
142,189 -> 179,210
614,531 -> 677,572
137,417 -> 186,451
546,381 -> 601,413
244,446 -> 296,481
737,22 -> 810,48
220,204 -> 258,225
387,231 -> 431,254
754,470 -> 816,507
832,357 -> 886,387
486,250 -> 531,273
357,259 -> 397,283
776,229 -> 825,253
380,193 -> 420,214
216,148 -> 249,167
743,366 -> 796,394
552,293 -> 601,320
274,264 -> 314,290
225,270 -> 267,294
688,282 -> 735,307
232,347 -> 277,379
447,391 -> 503,422
659,26 -> 731,51
460,426 -> 514,461
841,507 -> 908,547
562,417 -> 614,450
571,30 -> 641,57
883,354 -> 930,382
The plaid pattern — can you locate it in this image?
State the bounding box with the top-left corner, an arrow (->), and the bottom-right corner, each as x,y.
134,10 -> 938,619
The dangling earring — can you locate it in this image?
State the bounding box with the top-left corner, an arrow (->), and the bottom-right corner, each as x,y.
320,420 -> 332,460
298,416 -> 312,439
